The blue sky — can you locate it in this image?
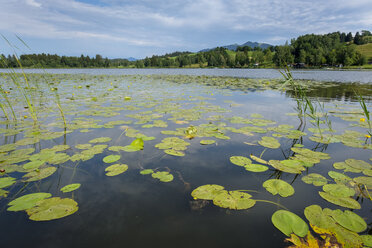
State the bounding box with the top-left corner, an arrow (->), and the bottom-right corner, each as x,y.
0,0 -> 371,59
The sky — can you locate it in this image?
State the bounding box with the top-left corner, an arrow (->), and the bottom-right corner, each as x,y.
0,0 -> 371,59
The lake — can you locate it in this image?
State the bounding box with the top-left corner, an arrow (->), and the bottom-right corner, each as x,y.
1,68 -> 372,83
0,71 -> 371,248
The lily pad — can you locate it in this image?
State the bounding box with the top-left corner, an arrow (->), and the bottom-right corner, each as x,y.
151,171 -> 173,182
271,210 -> 308,237
140,169 -> 154,175
103,155 -> 121,163
26,197 -> 79,221
200,139 -> 216,145
164,149 -> 185,156
361,235 -> 372,247
23,167 -> 57,182
191,184 -> 226,200
23,160 -> 45,170
89,137 -> 112,143
212,191 -> 256,210
302,173 -> 328,186
322,184 -> 355,197
7,192 -> 52,211
244,163 -> 268,172
258,136 -> 280,149
269,160 -> 305,174
328,171 -> 352,184
230,156 -> 252,167
0,177 -> 16,189
60,183 -> 81,193
318,192 -> 361,209
263,179 -> 295,197
105,164 -> 128,176
330,209 -> 367,233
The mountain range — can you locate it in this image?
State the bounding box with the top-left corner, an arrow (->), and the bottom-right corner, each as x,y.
199,41 -> 272,52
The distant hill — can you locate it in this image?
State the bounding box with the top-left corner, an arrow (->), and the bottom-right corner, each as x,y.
199,41 -> 272,52
126,57 -> 137,61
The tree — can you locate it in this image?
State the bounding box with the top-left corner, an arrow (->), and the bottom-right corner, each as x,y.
273,46 -> 293,66
345,32 -> 353,42
354,32 -> 364,45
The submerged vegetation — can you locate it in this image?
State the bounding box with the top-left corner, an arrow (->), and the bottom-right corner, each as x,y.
0,69 -> 371,247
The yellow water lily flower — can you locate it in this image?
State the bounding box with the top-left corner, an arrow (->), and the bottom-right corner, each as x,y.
365,134 -> 371,138
360,118 -> 366,122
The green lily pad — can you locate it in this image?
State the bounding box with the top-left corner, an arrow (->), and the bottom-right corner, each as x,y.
328,171 -> 352,184
318,192 -> 361,209
322,184 -> 355,197
151,171 -> 173,182
244,163 -> 269,172
230,156 -> 252,167
330,209 -> 367,233
353,176 -> 372,188
200,139 -> 216,145
304,205 -> 363,247
60,183 -> 81,193
302,173 -> 328,186
23,167 -> 57,182
26,197 -> 79,221
263,179 -> 295,197
271,210 -> 308,237
0,177 -> 16,189
47,153 -> 70,165
108,146 -> 126,152
164,149 -> 185,156
269,160 -> 305,174
212,191 -> 256,210
258,136 -> 280,149
75,144 -> 92,149
7,192 -> 52,211
105,164 -> 128,176
23,160 -> 45,170
345,159 -> 372,170
361,235 -> 372,247
130,138 -> 144,150
103,155 -> 121,163
89,137 -> 112,143
140,169 -> 154,175
191,184 -> 226,200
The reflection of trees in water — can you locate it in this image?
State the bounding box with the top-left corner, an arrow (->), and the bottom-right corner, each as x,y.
285,83 -> 372,103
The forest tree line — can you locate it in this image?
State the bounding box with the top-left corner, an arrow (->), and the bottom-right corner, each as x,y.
0,30 -> 371,69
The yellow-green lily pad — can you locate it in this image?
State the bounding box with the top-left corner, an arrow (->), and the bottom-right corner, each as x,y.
105,164 -> 128,176
7,192 -> 52,211
0,177 -> 16,189
151,171 -> 173,182
302,173 -> 328,186
89,137 -> 112,143
191,184 -> 226,200
26,197 -> 79,221
103,155 -> 121,163
271,210 -> 308,237
60,183 -> 81,193
212,191 -> 256,210
23,167 -> 57,182
263,179 -> 295,197
319,192 -> 361,209
258,136 -> 280,149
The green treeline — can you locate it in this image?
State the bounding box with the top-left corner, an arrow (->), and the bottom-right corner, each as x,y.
0,30 -> 371,69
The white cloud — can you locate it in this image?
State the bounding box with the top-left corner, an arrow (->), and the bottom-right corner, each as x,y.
0,0 -> 370,56
25,0 -> 41,7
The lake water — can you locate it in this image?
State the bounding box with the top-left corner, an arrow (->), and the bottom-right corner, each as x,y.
0,72 -> 371,248
1,68 -> 372,83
